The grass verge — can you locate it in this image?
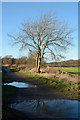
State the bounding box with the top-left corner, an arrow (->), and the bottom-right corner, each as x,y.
17,71 -> 79,100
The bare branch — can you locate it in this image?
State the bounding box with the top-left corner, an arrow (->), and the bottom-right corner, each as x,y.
8,11 -> 74,64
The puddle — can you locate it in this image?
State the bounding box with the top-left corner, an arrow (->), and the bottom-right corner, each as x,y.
9,98 -> 80,118
3,81 -> 37,88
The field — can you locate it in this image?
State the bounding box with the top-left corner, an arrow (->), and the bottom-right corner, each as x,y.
53,67 -> 80,75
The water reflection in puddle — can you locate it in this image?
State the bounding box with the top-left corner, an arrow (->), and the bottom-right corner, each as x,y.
9,99 -> 80,118
3,81 -> 37,88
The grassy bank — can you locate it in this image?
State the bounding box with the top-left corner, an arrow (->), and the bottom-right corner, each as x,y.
2,65 -> 80,100
17,70 -> 79,100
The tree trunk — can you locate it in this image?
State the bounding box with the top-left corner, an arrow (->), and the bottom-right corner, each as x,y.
36,55 -> 41,73
36,48 -> 41,73
36,55 -> 38,72
38,56 -> 41,73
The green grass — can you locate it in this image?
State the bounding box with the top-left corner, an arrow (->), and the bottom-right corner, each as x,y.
18,71 -> 79,99
53,67 -> 80,74
3,65 -> 19,72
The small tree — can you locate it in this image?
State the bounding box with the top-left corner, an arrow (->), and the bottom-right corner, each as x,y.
8,12 -> 74,73
8,58 -> 15,66
27,54 -> 35,64
19,56 -> 27,64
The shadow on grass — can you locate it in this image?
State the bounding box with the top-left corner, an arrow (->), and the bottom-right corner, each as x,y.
68,72 -> 80,75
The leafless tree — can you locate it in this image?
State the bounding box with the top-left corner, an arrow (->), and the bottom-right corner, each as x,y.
8,12 -> 74,73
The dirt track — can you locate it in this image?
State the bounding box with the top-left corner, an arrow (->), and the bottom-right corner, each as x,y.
2,71 -> 80,120
7,72 -> 67,100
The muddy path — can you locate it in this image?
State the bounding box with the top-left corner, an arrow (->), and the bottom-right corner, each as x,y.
6,72 -> 68,99
2,70 -> 80,120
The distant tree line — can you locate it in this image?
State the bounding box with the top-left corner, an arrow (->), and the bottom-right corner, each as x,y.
1,55 -> 79,67
1,55 -> 35,67
46,60 -> 80,67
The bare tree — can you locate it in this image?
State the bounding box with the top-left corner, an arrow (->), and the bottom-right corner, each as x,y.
8,12 -> 74,73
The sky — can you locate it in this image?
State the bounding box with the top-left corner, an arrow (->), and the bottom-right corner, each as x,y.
1,2 -> 78,62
